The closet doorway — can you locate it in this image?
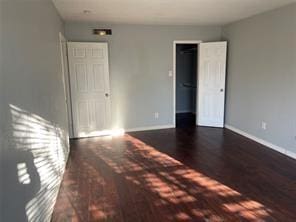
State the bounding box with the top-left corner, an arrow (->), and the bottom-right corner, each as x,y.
175,43 -> 198,127
173,41 -> 227,128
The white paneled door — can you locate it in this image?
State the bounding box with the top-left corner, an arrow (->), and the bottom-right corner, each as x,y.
68,42 -> 111,138
197,42 -> 227,127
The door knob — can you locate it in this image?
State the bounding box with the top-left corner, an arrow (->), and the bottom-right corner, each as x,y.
220,89 -> 224,92
105,93 -> 109,97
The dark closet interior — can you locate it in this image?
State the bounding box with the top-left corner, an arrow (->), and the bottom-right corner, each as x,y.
176,44 -> 197,128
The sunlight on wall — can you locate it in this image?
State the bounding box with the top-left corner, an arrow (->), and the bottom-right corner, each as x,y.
17,163 -> 31,185
9,104 -> 69,221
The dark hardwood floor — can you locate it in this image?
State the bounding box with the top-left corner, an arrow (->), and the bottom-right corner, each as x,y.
52,127 -> 296,222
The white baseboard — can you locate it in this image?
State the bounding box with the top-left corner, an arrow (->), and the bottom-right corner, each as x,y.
225,124 -> 296,160
126,124 -> 175,133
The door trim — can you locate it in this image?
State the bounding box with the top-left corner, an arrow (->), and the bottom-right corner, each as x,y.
173,40 -> 202,127
59,32 -> 74,138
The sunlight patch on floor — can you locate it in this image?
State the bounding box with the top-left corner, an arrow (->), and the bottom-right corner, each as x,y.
91,134 -> 273,221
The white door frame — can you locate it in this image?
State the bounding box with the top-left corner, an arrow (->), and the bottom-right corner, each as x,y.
173,40 -> 202,127
59,32 -> 74,138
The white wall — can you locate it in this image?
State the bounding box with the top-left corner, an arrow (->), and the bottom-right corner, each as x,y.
0,0 -> 69,221
222,3 -> 296,156
65,22 -> 222,129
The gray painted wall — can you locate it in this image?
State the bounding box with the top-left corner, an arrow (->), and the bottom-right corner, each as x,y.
0,0 -> 69,221
0,6 -> 3,220
222,4 -> 296,154
176,44 -> 197,113
65,22 -> 221,129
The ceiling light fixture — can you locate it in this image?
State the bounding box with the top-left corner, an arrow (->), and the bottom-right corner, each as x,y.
83,10 -> 91,14
93,29 -> 112,36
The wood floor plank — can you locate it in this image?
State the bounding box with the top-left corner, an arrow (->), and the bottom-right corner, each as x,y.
52,127 -> 296,222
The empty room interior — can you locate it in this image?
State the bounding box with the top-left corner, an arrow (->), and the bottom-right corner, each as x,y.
1,0 -> 296,221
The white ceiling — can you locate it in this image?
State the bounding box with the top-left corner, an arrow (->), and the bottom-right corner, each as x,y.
53,0 -> 296,26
